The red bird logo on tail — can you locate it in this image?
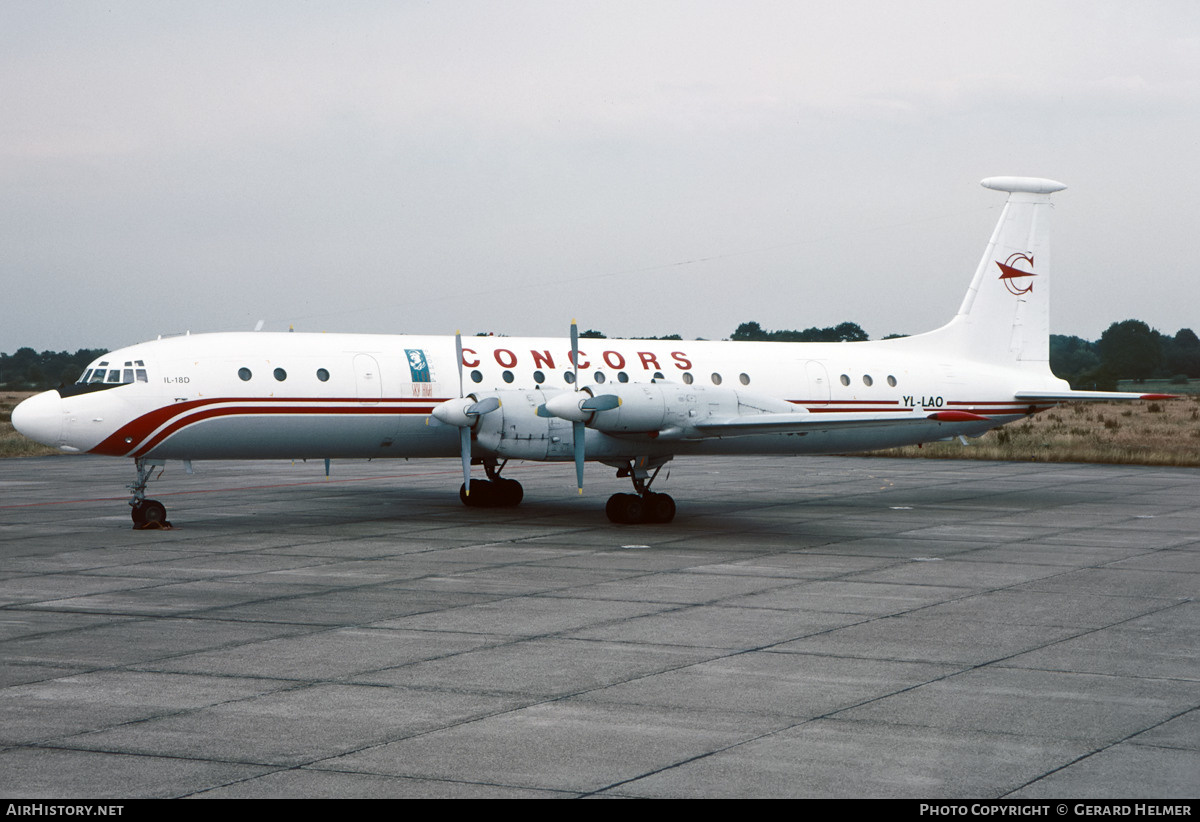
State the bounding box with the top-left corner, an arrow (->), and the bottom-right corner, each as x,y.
996,252 -> 1036,296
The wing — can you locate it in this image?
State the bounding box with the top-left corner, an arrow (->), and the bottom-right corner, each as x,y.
692,409 -> 990,438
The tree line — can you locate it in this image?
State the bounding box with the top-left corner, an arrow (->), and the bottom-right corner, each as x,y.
2,318 -> 1195,391
1051,321 -> 1199,389
1,348 -> 108,391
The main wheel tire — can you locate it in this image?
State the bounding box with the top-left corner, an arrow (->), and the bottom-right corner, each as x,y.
623,495 -> 644,524
494,478 -> 524,507
646,492 -> 676,524
605,493 -> 627,523
606,493 -> 640,524
460,480 -> 495,507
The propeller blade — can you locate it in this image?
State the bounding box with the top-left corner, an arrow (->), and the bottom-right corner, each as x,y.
568,320 -> 586,494
573,420 -> 585,495
459,426 -> 472,496
467,396 -> 501,416
580,394 -> 620,412
455,330 -> 464,398
570,319 -> 579,387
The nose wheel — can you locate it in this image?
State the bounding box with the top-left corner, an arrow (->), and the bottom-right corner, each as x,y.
128,458 -> 171,529
131,499 -> 168,527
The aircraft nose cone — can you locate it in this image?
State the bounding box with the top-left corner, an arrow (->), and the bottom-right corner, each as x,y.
10,390 -> 64,448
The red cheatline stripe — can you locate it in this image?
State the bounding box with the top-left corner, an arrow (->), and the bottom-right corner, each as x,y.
92,397 -> 447,457
126,404 -> 439,458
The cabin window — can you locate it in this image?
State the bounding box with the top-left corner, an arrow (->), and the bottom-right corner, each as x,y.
863,375 -> 873,387
739,373 -> 750,385
238,368 -> 252,381
502,370 -> 514,383
533,370 -> 546,384
470,369 -> 483,383
317,368 -> 330,382
274,368 -> 287,382
682,372 -> 694,385
565,371 -> 576,385
840,374 -> 850,386
617,372 -> 629,383
711,373 -> 722,385
652,371 -> 664,382
594,372 -> 606,384
887,375 -> 897,387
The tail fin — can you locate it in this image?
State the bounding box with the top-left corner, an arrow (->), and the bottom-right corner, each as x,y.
915,176 -> 1066,370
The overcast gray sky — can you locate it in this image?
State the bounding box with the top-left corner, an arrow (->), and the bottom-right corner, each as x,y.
3,0 -> 1198,354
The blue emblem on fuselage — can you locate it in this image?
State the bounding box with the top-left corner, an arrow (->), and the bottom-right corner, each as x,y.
405,349 -> 431,383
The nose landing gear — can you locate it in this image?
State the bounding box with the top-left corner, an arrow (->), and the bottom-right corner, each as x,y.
129,458 -> 171,529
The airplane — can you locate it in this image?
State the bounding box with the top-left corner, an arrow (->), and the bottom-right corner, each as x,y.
11,176 -> 1172,527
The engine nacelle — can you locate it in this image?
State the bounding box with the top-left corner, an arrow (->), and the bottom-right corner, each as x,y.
473,389 -> 575,461
579,383 -> 796,435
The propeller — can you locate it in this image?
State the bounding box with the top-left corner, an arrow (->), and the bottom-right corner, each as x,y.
532,320 -> 620,495
429,331 -> 501,497
570,320 -> 585,495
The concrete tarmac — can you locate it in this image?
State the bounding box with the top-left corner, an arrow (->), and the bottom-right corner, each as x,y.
0,454 -> 1197,798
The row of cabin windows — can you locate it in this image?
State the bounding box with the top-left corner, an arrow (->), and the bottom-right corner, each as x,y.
238,367 -> 330,383
469,369 -> 754,387
232,364 -> 898,391
840,373 -> 898,388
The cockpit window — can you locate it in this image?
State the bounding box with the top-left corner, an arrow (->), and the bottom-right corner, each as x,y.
77,359 -> 148,387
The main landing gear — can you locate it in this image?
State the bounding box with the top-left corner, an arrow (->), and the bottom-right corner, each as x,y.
605,457 -> 675,525
459,458 -> 524,508
129,458 -> 170,528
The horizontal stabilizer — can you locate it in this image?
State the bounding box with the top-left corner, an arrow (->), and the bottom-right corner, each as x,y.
1014,390 -> 1178,403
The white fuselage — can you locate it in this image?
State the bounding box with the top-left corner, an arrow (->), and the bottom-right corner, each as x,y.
29,330 -> 1051,463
